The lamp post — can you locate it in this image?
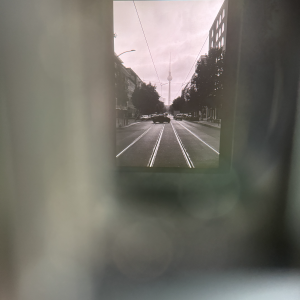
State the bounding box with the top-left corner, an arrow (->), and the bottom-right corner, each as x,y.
117,50 -> 136,57
160,82 -> 168,98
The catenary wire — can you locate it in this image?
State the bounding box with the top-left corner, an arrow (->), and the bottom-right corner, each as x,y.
143,80 -> 185,84
133,1 -> 162,87
175,34 -> 209,99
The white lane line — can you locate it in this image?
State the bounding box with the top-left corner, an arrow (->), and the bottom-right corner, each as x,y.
147,124 -> 165,167
116,126 -> 152,158
176,121 -> 219,155
171,122 -> 195,168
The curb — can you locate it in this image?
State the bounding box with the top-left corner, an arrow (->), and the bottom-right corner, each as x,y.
116,121 -> 140,129
191,121 -> 221,130
123,122 -> 140,128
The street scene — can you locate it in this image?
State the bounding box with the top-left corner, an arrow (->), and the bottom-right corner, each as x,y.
114,0 -> 227,168
116,117 -> 220,168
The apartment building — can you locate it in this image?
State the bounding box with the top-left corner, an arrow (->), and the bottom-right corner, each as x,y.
209,0 -> 228,51
114,54 -> 143,124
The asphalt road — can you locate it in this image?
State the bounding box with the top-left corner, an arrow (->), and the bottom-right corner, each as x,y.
116,119 -> 220,168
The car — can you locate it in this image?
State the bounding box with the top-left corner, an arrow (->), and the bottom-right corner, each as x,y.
152,114 -> 170,124
174,113 -> 183,120
140,115 -> 149,121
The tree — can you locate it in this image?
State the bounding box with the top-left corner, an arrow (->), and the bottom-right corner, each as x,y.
193,47 -> 225,117
132,83 -> 163,115
171,95 -> 186,113
187,84 -> 199,115
206,47 -> 224,111
156,100 -> 166,113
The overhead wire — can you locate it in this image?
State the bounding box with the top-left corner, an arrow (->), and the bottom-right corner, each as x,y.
132,1 -> 162,87
143,80 -> 184,84
175,34 -> 209,99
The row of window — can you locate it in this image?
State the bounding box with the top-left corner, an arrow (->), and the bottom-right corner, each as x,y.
216,8 -> 225,29
211,36 -> 225,49
211,22 -> 225,39
216,23 -> 225,41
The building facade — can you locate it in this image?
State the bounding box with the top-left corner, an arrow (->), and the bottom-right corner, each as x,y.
125,67 -> 143,117
209,0 -> 228,51
114,54 -> 143,126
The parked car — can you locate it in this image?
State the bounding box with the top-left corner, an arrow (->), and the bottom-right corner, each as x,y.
152,114 -> 170,124
140,115 -> 149,121
174,113 -> 183,120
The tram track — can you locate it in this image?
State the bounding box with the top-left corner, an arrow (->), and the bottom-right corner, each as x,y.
116,119 -> 219,168
170,122 -> 195,168
175,121 -> 219,155
147,124 -> 165,167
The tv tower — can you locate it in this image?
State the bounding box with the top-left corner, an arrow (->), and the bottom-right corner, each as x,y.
167,53 -> 172,106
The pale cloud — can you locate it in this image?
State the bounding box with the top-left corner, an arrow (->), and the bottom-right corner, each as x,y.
114,0 -> 224,102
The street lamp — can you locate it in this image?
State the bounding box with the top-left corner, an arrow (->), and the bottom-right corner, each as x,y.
117,50 -> 136,57
160,82 -> 168,97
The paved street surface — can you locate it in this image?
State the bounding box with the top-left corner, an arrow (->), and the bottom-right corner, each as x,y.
116,118 -> 220,168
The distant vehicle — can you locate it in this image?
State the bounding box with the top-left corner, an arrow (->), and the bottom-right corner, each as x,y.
140,115 -> 149,121
174,113 -> 183,120
152,114 -> 170,124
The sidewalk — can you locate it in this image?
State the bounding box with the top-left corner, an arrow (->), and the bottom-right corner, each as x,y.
116,118 -> 140,128
191,118 -> 221,129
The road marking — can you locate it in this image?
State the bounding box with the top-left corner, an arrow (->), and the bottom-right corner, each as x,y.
147,124 -> 165,167
171,122 -> 195,168
116,126 -> 152,158
176,121 -> 219,155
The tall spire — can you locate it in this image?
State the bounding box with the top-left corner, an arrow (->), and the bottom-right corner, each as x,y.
167,52 -> 172,106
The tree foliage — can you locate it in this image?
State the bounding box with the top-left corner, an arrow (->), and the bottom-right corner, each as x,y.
132,83 -> 164,115
194,47 -> 224,110
171,96 -> 186,112
170,47 -> 225,116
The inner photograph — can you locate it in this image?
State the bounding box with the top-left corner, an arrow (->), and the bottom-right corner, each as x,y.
114,0 -> 227,168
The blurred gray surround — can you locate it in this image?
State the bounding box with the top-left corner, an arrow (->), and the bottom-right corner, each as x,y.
1,0 -> 300,300
0,0 -> 115,299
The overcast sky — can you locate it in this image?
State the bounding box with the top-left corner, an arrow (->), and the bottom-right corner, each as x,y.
114,0 -> 224,103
